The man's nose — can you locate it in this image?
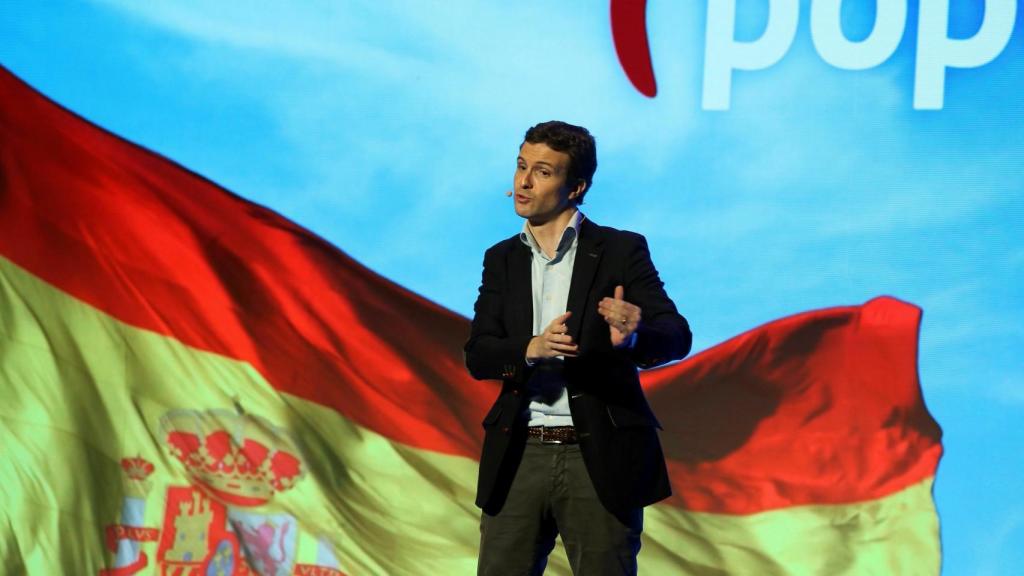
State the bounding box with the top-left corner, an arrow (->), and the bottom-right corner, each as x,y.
519,171 -> 533,189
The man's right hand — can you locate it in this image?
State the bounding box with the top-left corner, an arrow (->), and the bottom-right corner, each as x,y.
526,311 -> 578,362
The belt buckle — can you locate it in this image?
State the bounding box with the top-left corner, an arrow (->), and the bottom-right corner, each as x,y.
540,427 -> 563,445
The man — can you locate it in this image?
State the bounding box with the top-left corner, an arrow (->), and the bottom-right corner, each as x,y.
464,120 -> 691,575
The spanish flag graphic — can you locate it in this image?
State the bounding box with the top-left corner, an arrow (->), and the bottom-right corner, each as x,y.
0,66 -> 942,575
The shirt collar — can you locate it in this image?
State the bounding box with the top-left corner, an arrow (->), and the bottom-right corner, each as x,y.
520,210 -> 583,257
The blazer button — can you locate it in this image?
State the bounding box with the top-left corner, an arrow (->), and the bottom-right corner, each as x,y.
512,389 -> 520,396
502,426 -> 510,434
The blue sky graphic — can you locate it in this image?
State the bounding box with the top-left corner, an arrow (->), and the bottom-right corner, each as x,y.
2,1 -> 1021,573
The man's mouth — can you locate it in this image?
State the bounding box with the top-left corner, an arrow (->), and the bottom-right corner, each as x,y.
515,193 -> 531,203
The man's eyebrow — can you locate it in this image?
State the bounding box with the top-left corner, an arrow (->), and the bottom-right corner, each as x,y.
517,157 -> 559,170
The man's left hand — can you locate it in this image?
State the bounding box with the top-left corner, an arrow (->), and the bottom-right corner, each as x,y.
598,285 -> 641,348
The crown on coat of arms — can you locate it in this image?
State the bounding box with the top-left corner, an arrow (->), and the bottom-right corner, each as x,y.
119,455 -> 156,498
160,409 -> 305,507
121,456 -> 155,481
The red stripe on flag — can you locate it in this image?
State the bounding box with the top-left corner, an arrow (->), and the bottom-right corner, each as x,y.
643,296 -> 942,513
0,67 -> 940,514
0,66 -> 492,460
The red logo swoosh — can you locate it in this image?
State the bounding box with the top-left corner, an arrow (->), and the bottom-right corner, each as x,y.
611,0 -> 656,97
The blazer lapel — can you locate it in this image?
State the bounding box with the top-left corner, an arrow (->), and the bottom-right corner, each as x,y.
509,239 -> 534,338
566,218 -> 604,343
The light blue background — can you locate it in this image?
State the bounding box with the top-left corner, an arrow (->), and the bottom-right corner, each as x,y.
2,2 -> 1021,573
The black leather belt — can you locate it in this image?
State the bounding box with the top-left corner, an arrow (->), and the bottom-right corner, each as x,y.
527,426 -> 578,444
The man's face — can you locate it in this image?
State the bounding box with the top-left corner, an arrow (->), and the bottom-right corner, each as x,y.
513,142 -> 583,224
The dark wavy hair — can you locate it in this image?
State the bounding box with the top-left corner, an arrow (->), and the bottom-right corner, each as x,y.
523,121 -> 597,205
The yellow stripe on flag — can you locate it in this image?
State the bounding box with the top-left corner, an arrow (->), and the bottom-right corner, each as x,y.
2,231 -> 941,576
642,478 -> 939,575
0,254 -> 478,574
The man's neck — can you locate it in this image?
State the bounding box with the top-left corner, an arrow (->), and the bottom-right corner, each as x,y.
527,208 -> 578,259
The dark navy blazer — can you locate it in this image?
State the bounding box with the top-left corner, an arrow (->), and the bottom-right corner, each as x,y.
464,218 -> 691,516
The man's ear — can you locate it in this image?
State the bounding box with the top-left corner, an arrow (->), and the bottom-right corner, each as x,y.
568,180 -> 587,202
